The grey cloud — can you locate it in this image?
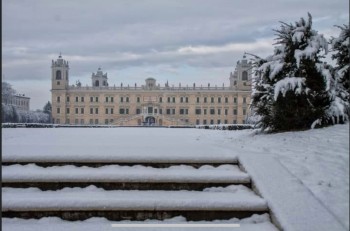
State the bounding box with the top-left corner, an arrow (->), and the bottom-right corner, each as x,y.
3,0 -> 348,109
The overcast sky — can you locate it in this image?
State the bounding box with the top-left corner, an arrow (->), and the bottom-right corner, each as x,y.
3,0 -> 349,110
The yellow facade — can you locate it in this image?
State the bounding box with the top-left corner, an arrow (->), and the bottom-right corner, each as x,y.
51,55 -> 252,126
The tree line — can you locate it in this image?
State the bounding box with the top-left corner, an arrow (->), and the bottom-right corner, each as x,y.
2,82 -> 52,123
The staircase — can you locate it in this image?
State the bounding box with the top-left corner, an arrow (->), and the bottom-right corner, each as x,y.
2,157 -> 271,222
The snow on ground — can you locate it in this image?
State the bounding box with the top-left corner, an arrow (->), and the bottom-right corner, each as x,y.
2,124 -> 349,229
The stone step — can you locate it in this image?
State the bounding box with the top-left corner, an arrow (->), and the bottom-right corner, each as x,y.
2,164 -> 250,182
2,185 -> 268,221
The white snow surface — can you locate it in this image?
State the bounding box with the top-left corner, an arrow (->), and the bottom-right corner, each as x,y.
2,185 -> 268,211
2,214 -> 279,231
2,164 -> 250,183
2,125 -> 349,229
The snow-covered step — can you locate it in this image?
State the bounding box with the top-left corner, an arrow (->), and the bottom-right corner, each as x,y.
2,214 -> 280,231
2,185 -> 268,221
2,164 -> 250,183
2,153 -> 238,165
3,164 -> 250,190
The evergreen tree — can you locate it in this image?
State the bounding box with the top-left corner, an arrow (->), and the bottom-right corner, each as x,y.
330,24 -> 350,115
43,101 -> 52,123
250,13 -> 346,132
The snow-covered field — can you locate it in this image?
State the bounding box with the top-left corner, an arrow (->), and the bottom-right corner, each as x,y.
2,125 -> 349,230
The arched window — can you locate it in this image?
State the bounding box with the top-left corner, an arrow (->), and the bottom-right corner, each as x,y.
242,71 -> 248,81
66,70 -> 69,80
95,80 -> 99,87
56,70 -> 62,80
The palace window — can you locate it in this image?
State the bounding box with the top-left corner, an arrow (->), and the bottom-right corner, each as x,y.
57,108 -> 60,114
243,108 -> 246,115
75,108 -> 78,114
243,97 -> 247,104
66,108 -> 70,114
56,70 -> 62,80
76,97 -> 78,102
119,108 -> 125,114
66,96 -> 70,102
90,108 -> 93,114
81,108 -> 84,114
196,97 -> 200,103
195,108 -> 201,115
81,97 -> 84,102
159,97 -> 162,103
233,109 -> 237,115
225,97 -> 228,103
105,108 -> 108,114
210,108 -> 215,115
111,97 -> 114,102
234,97 -> 237,103
185,97 -> 189,103
242,71 -> 248,81
218,109 -> 221,115
211,97 -> 214,103
111,108 -> 114,114
137,97 -> 140,103
95,108 -> 98,114
90,97 -> 93,102
218,97 -> 221,103
57,96 -> 60,103
136,108 -> 141,114
204,97 -> 207,103
126,97 -> 129,103
95,97 -> 98,102
204,109 -> 207,115
203,119 -> 207,125
106,97 -> 108,103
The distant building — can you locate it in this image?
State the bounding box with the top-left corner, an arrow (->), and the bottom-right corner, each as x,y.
2,92 -> 30,111
51,54 -> 252,126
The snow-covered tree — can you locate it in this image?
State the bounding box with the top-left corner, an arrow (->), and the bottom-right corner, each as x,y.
330,24 -> 350,115
2,82 -> 16,104
250,13 -> 347,132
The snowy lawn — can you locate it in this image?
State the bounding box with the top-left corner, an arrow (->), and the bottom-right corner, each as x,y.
2,124 -> 349,229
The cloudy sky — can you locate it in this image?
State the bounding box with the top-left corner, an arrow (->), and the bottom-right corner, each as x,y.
3,0 -> 348,110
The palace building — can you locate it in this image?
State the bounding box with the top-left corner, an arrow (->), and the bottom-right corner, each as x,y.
51,54 -> 252,126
